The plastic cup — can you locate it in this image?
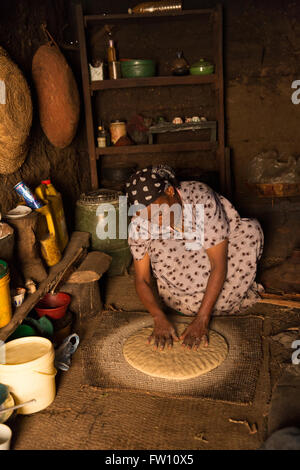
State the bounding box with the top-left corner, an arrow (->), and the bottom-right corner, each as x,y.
0,424 -> 12,450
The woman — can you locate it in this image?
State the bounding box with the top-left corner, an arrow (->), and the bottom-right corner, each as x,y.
126,165 -> 264,351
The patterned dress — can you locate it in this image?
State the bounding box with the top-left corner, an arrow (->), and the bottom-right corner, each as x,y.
128,181 -> 264,316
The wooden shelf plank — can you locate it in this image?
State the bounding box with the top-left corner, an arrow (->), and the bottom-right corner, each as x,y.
91,74 -> 216,91
84,9 -> 214,24
96,141 -> 217,156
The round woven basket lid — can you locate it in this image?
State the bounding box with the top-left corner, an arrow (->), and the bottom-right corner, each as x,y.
78,189 -> 122,205
0,46 -> 32,175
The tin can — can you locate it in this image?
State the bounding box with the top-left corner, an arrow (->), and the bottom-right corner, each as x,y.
109,61 -> 121,80
14,182 -> 44,209
110,120 -> 127,145
89,61 -> 105,81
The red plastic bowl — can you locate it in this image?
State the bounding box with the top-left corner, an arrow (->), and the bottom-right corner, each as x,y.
35,293 -> 71,320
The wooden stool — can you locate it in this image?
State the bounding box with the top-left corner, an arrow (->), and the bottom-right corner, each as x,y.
61,251 -> 111,331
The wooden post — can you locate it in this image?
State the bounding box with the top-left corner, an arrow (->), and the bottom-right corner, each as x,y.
213,4 -> 227,196
76,2 -> 99,189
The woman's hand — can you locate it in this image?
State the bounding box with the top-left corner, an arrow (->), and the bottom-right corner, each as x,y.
148,316 -> 179,350
180,317 -> 209,350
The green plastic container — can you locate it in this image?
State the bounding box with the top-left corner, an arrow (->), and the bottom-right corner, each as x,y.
189,59 -> 214,75
7,325 -> 37,341
121,59 -> 156,78
0,260 -> 8,280
75,190 -> 132,277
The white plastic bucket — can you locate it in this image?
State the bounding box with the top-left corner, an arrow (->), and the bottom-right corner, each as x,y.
0,424 -> 12,450
0,337 -> 56,414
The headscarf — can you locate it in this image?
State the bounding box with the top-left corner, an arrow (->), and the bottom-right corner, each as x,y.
125,165 -> 177,207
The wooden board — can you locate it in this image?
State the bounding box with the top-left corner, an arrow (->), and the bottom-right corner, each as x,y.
90,74 -> 216,91
258,297 -> 300,309
96,141 -> 217,156
0,231 -> 90,341
84,9 -> 214,25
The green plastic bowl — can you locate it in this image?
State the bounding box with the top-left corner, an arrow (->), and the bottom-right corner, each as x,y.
121,59 -> 156,78
189,59 -> 214,75
7,325 -> 36,341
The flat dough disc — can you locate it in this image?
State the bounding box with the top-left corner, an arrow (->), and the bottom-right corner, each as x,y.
123,323 -> 228,380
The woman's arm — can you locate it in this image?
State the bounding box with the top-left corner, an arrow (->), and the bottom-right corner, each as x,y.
134,254 -> 179,350
180,239 -> 228,349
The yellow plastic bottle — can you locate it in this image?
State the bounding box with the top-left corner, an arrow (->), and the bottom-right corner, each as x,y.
35,180 -> 69,252
0,260 -> 12,328
35,204 -> 62,267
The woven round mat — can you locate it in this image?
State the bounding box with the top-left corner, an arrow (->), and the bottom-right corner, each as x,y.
0,46 -> 32,174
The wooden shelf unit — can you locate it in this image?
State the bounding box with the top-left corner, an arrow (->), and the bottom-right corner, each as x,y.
84,9 -> 215,24
76,4 -> 230,195
90,74 -> 216,91
96,141 -> 217,156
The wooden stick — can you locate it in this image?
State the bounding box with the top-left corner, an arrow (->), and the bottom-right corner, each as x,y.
0,399 -> 36,414
261,292 -> 300,301
258,298 -> 300,309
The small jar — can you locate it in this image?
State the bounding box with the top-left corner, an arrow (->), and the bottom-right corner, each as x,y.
110,120 -> 127,145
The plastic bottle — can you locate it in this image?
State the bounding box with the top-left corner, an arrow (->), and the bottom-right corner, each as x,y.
35,203 -> 62,267
35,180 -> 69,252
0,260 -> 12,328
128,0 -> 182,14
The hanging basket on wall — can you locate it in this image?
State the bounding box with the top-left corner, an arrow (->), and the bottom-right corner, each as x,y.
32,27 -> 80,149
0,46 -> 33,174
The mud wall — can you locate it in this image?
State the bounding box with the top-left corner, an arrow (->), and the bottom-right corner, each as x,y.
0,0 -> 90,226
0,0 -> 299,258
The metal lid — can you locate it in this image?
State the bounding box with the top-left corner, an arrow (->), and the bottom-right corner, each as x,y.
78,189 -> 122,205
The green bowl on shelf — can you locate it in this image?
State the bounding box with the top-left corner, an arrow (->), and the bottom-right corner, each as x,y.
189,59 -> 214,75
120,59 -> 156,78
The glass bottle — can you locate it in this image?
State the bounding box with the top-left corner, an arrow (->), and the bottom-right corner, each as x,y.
107,39 -> 117,62
97,125 -> 107,148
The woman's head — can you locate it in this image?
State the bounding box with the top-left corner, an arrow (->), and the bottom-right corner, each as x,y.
125,165 -> 178,208
126,165 -> 182,229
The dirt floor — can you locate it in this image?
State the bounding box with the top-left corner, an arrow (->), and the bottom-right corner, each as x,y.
7,272 -> 300,450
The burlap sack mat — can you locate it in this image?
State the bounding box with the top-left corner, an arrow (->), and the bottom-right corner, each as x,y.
81,311 -> 264,405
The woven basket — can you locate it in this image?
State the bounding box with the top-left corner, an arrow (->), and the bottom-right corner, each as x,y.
32,43 -> 80,149
0,46 -> 32,174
